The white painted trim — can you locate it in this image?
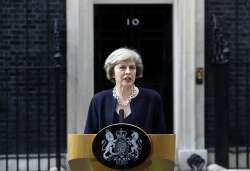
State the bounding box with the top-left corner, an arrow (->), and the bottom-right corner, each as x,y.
67,0 -> 80,133
67,0 -> 94,133
195,0 -> 205,150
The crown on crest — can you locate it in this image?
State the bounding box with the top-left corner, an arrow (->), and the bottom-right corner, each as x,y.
116,128 -> 127,138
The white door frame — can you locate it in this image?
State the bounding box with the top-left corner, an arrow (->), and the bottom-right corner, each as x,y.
66,0 -> 206,169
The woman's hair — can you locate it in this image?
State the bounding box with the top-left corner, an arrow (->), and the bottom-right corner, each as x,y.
104,47 -> 144,83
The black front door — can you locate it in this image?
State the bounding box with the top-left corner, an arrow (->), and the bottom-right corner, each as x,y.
94,4 -> 173,133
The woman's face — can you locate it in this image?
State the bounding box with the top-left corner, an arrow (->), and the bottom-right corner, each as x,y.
113,59 -> 136,88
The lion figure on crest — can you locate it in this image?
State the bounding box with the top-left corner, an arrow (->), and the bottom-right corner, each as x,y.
102,129 -> 116,160
129,131 -> 142,158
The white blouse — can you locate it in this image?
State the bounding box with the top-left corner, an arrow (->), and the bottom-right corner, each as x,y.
115,86 -> 139,118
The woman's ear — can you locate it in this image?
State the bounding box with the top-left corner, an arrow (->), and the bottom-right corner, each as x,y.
111,70 -> 115,78
111,72 -> 115,82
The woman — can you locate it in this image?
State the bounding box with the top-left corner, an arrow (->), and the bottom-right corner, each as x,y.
84,47 -> 167,134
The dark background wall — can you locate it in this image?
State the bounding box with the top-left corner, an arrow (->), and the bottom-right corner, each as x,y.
0,0 -> 66,155
205,0 -> 250,168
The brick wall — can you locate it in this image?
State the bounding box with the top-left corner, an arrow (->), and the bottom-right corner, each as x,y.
205,0 -> 250,150
0,0 -> 66,154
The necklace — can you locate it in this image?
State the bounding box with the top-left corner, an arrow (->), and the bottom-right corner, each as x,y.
113,86 -> 137,107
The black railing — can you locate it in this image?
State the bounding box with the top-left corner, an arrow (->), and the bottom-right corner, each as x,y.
0,66 -> 66,171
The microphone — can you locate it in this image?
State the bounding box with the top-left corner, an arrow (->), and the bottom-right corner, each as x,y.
119,109 -> 125,123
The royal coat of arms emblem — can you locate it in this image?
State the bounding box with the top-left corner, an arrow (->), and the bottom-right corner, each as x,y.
92,123 -> 151,170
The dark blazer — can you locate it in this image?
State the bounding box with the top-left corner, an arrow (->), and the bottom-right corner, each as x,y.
84,87 -> 167,134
